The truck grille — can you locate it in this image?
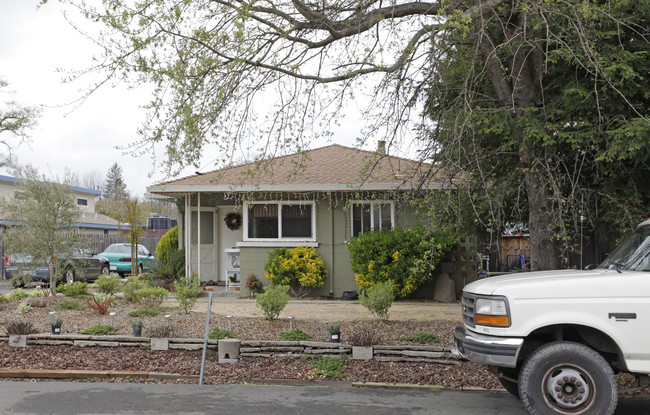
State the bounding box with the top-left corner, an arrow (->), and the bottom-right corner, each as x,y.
461,292 -> 476,328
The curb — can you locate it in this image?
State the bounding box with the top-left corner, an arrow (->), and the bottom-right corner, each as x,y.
0,368 -> 498,393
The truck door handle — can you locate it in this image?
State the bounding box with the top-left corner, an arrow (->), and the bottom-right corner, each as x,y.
608,313 -> 637,320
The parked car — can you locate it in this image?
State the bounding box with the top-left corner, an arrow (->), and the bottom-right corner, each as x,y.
5,250 -> 110,287
98,243 -> 155,276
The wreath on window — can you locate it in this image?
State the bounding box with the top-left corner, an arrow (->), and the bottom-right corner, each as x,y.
224,212 -> 242,231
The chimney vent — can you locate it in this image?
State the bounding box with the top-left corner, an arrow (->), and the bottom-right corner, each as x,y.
377,140 -> 386,155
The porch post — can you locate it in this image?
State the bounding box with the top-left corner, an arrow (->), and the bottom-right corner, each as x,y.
197,192 -> 201,280
185,193 -> 191,279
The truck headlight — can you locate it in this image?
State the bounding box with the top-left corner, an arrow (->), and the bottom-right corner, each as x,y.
475,297 -> 510,327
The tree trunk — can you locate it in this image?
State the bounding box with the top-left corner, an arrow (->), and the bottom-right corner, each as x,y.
525,165 -> 561,270
476,11 -> 562,271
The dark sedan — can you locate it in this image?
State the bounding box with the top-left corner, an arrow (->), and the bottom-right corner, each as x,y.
6,250 -> 110,287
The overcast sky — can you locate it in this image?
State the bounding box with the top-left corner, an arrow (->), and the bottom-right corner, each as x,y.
1,1 -> 377,197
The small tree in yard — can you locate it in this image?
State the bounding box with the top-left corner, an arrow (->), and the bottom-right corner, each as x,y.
0,166 -> 84,293
122,198 -> 145,276
256,285 -> 291,321
360,281 -> 395,321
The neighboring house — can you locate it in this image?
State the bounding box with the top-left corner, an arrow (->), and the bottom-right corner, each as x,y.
147,144 -> 479,297
0,174 -> 120,236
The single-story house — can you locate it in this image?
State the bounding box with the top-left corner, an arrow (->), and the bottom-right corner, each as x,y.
147,144 -> 480,297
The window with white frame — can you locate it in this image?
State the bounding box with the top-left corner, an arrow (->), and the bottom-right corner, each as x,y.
245,202 -> 315,241
77,198 -> 88,207
351,201 -> 394,237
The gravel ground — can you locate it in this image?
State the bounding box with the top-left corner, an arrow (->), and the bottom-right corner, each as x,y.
0,291 -> 648,396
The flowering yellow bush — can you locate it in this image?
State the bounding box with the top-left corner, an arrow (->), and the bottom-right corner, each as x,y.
264,246 -> 327,298
348,226 -> 457,298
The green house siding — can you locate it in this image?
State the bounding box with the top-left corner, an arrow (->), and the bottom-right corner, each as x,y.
239,198 -> 425,298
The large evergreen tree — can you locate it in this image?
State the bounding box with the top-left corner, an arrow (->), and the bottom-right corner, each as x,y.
102,162 -> 128,200
422,0 -> 650,268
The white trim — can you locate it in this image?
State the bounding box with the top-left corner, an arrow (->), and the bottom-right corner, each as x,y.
237,241 -> 319,248
350,200 -> 395,237
243,201 -> 317,242
148,182 -> 447,194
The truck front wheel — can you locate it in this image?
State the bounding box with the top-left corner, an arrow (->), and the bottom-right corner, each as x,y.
519,341 -> 617,415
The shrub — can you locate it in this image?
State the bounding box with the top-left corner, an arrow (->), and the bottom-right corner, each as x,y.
135,286 -> 169,308
151,248 -> 186,284
208,327 -> 238,340
54,300 -> 85,311
303,355 -> 346,379
28,289 -> 44,298
325,323 -> 341,335
58,282 -> 89,297
155,226 -> 179,263
264,246 -> 327,298
83,293 -> 114,314
255,285 -> 291,321
82,324 -> 118,335
147,323 -> 173,338
279,328 -> 311,341
173,276 -> 201,313
6,289 -> 29,302
17,302 -> 32,313
348,226 -> 457,298
348,326 -> 379,346
0,294 -> 6,310
96,273 -> 121,295
359,281 -> 394,321
398,331 -> 440,345
122,275 -> 151,303
10,273 -> 33,288
128,307 -> 165,317
48,315 -> 63,328
5,320 -> 37,335
245,274 -> 264,295
128,318 -> 144,330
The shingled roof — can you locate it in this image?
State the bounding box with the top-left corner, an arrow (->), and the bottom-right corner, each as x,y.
148,144 -> 440,194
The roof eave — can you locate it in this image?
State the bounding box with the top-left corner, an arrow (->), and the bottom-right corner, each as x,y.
147,182 -> 446,194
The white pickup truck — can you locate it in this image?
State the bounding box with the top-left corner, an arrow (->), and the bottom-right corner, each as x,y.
454,220 -> 650,415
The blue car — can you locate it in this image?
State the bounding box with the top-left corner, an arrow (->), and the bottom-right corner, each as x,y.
98,243 -> 155,276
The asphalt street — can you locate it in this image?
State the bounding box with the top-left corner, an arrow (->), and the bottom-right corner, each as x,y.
1,381 -> 649,415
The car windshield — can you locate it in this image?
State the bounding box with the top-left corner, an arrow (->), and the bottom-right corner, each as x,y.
103,244 -> 131,254
599,224 -> 650,272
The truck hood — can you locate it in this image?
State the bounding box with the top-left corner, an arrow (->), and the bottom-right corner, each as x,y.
464,268 -> 639,299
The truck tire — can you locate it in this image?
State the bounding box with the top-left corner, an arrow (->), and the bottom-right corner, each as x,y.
519,341 -> 617,415
499,377 -> 520,399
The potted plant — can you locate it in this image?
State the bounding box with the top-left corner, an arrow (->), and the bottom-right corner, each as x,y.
129,318 -> 144,337
326,323 -> 341,343
48,315 -> 63,335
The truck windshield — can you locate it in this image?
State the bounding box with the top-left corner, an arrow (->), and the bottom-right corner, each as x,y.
600,224 -> 650,272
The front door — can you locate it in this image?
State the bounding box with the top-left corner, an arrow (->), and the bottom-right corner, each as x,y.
190,209 -> 217,280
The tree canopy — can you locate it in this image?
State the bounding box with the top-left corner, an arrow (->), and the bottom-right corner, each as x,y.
58,0 -> 650,270
102,162 -> 128,200
0,79 -> 41,168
